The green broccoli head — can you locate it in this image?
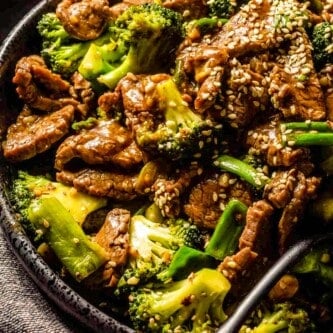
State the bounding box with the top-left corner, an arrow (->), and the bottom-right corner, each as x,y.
42,39 -> 91,76
115,215 -> 203,294
207,0 -> 233,18
11,170 -> 107,227
167,218 -> 205,250
78,32 -> 129,81
37,12 -> 91,76
37,12 -> 70,46
240,302 -> 314,333
96,3 -> 184,89
136,78 -> 223,161
11,171 -> 42,226
311,22 -> 333,69
292,246 -> 333,289
128,268 -> 231,332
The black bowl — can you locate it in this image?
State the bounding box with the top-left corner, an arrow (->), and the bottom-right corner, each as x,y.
0,1 -> 134,332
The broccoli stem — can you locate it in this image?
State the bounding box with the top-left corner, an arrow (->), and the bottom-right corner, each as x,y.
28,197 -> 109,281
281,122 -> 333,146
287,133 -> 333,146
205,199 -> 248,260
282,121 -> 333,132
97,47 -> 137,89
215,155 -> 269,189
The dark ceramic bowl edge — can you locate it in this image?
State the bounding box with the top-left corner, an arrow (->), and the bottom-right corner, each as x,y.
0,1 -> 134,332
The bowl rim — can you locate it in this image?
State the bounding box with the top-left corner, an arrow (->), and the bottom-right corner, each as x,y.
0,1 -> 134,332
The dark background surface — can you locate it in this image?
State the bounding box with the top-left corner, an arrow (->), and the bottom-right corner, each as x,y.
0,0 -> 40,41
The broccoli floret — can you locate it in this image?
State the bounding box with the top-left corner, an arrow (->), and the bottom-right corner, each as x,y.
37,12 -> 91,76
311,22 -> 333,69
129,268 -> 230,332
240,302 -> 314,333
37,12 -> 70,46
207,0 -> 233,18
136,77 -> 223,161
292,246 -> 333,289
115,215 -> 203,294
94,3 -> 184,89
78,33 -> 129,81
28,197 -> 108,281
43,41 -> 91,76
168,218 -> 205,250
184,17 -> 228,37
11,170 -> 107,226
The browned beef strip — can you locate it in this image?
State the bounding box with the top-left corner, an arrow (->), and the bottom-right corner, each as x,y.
263,169 -> 320,253
56,168 -> 138,200
3,105 -> 75,162
221,56 -> 271,129
163,0 -> 208,20
217,247 -> 258,283
264,169 -> 300,208
12,55 -> 77,112
109,0 -> 153,19
276,173 -> 320,253
55,119 -> 144,171
176,0 -> 311,115
69,72 -> 96,117
318,64 -> 333,121
114,73 -> 170,131
176,42 -> 229,113
94,208 -> 130,288
209,0 -> 309,58
245,118 -> 311,167
268,274 -> 299,301
184,172 -> 253,229
268,32 -> 326,120
56,0 -> 111,40
239,199 -> 275,255
152,163 -> 202,218
98,90 -> 123,118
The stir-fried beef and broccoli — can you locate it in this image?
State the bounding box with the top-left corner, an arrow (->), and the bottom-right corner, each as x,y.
4,0 -> 333,331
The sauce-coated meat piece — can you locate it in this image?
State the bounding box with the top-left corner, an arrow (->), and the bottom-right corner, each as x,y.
3,105 -> 75,162
69,72 -> 96,117
56,168 -> 139,200
218,247 -> 258,283
268,32 -> 326,121
94,208 -> 131,288
55,119 -> 144,171
184,172 -> 253,229
264,169 -> 321,254
246,119 -> 311,167
239,199 -> 275,255
56,0 -> 111,40
163,0 -> 208,20
12,55 -> 77,112
152,163 -> 202,218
